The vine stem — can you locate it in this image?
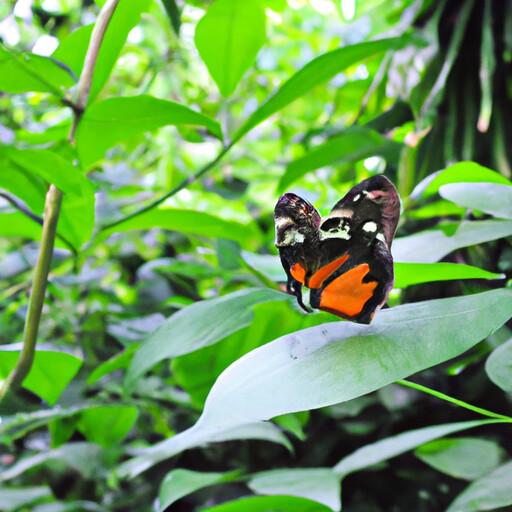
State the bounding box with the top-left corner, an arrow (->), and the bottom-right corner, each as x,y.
0,0 -> 121,403
397,379 -> 512,421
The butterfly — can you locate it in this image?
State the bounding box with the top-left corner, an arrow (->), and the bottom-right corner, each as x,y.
274,175 -> 400,324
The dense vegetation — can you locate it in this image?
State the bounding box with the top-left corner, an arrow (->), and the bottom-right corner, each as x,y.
1,0 -> 512,510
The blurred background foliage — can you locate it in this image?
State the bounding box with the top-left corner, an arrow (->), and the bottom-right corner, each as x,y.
0,0 -> 512,510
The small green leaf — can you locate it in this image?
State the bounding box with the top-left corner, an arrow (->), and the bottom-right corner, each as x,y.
279,127 -> 401,191
411,162 -> 511,199
439,183 -> 512,219
248,468 -> 341,511
87,345 -> 138,385
200,495 -> 334,512
415,437 -> 503,480
0,43 -> 74,94
234,37 -> 408,142
447,460 -> 512,512
126,288 -> 286,386
334,420 -> 506,477
195,0 -> 266,97
76,406 -> 138,446
158,469 -> 239,511
485,338 -> 512,393
0,346 -> 82,405
393,220 -> 512,263
76,95 -> 222,168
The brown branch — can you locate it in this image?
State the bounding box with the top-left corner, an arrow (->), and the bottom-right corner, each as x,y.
0,0 -> 121,403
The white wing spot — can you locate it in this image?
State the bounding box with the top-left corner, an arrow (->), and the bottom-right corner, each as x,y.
277,229 -> 305,246
353,194 -> 361,202
275,217 -> 293,228
376,233 -> 386,243
363,221 -> 378,232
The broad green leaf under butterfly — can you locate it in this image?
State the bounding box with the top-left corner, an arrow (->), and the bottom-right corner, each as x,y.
0,487 -> 52,510
411,161 -> 511,199
447,460 -> 512,512
0,43 -> 74,94
392,220 -> 512,262
119,289 -> 512,477
158,469 -> 240,511
52,0 -> 150,103
233,36 -> 409,142
279,127 -> 401,191
197,289 -> 512,428
485,338 -> 512,393
241,252 -> 503,287
415,437 -> 503,480
195,0 -> 266,97
0,346 -> 82,405
440,182 -> 512,219
126,288 -> 286,387
76,95 -> 222,168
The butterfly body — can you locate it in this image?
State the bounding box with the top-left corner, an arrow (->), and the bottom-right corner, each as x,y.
274,176 -> 400,324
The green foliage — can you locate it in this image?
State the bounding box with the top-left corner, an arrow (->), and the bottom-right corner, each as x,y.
1,0 -> 512,510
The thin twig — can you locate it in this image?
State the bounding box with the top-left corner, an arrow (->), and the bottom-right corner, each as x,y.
0,0 -> 121,403
100,143 -> 233,231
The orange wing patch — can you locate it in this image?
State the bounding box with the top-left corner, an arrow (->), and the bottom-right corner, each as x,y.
308,253 -> 349,288
319,263 -> 377,317
290,263 -> 306,284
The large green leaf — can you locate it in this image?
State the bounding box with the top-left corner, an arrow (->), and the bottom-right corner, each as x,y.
233,37 -> 407,142
241,252 -> 503,287
76,95 -> 222,168
0,213 -> 42,240
0,44 -> 74,94
197,289 -> 512,428
195,0 -> 266,97
392,220 -> 512,262
440,182 -> 512,219
0,346 -> 82,405
201,496 -> 332,512
411,162 -> 511,199
76,405 -> 138,446
415,437 -> 503,480
447,460 -> 512,512
52,0 -> 150,103
126,288 -> 286,386
2,147 -> 87,196
117,421 -> 291,478
333,420 -> 507,476
248,468 -> 341,512
158,469 -> 239,511
485,338 -> 512,393
279,127 -> 401,191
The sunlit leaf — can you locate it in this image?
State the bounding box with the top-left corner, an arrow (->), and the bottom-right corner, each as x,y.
0,346 -> 82,405
393,220 -> 512,263
76,95 -> 222,168
201,495 -> 332,512
0,43 -> 74,94
195,0 -> 266,97
440,183 -> 512,219
415,437 -> 503,480
447,460 -> 512,512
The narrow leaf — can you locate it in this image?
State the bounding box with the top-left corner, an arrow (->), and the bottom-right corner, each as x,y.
201,495 -> 332,512
485,338 -> 512,393
195,0 -> 266,97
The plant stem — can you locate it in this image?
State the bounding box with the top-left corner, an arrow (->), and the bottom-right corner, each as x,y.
100,143 -> 233,231
0,0 -> 120,403
397,379 -> 512,421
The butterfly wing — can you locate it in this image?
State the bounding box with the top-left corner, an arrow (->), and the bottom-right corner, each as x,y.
313,175 -> 400,323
